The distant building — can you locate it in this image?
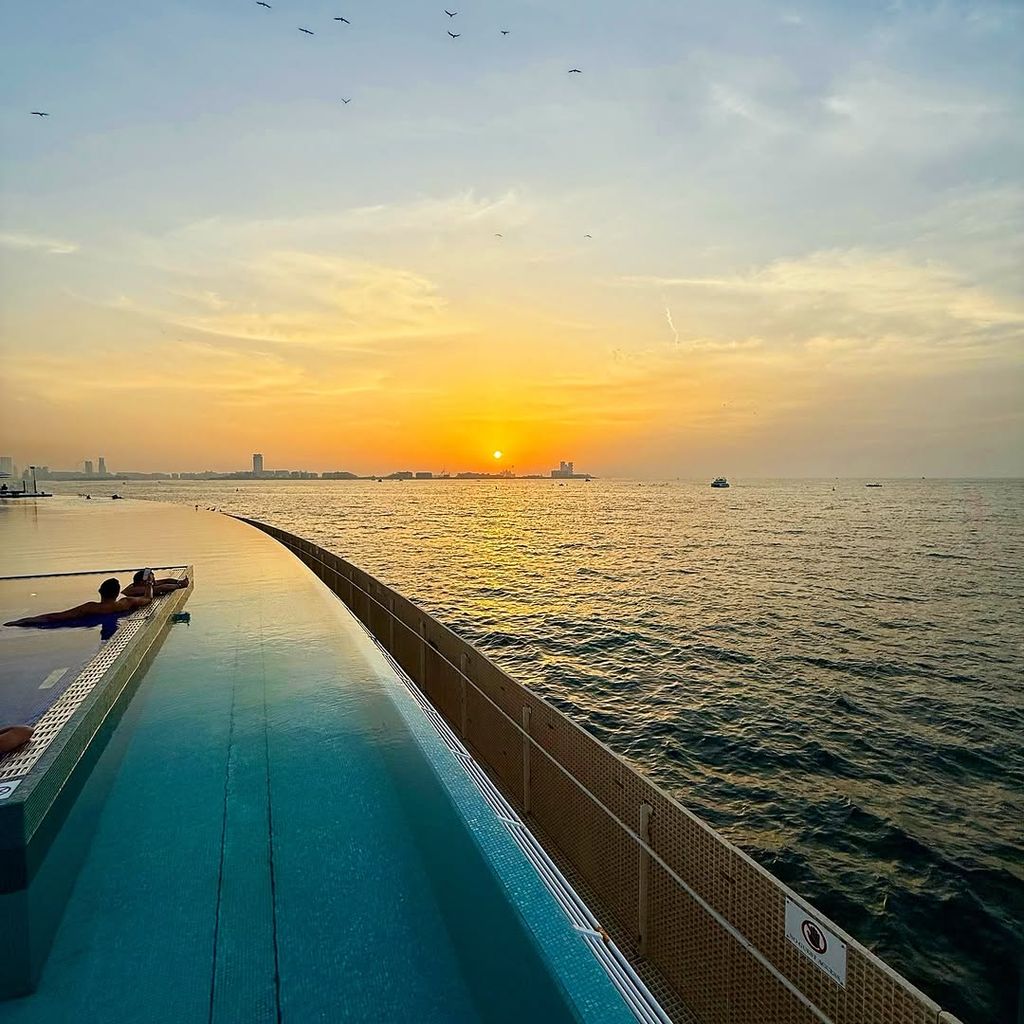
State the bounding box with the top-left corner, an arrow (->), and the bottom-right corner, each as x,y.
415,472 -> 433,479
550,460 -> 592,480
389,471 -> 414,480
322,471 -> 358,480
252,453 -> 264,476
0,456 -> 13,478
98,456 -> 107,476
84,460 -> 94,476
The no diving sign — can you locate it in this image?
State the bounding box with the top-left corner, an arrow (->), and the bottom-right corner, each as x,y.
0,779 -> 22,801
785,898 -> 847,987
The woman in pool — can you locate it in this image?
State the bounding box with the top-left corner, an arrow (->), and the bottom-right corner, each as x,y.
122,569 -> 188,598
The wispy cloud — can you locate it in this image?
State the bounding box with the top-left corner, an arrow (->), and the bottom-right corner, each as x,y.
624,248 -> 1024,331
0,232 -> 79,255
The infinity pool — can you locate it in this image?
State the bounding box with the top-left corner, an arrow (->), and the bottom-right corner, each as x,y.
0,500 -> 634,1023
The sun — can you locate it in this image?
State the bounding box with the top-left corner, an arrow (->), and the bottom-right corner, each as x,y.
493,450 -> 503,460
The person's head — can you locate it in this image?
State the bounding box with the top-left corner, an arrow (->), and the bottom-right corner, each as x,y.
133,570 -> 145,585
98,578 -> 121,601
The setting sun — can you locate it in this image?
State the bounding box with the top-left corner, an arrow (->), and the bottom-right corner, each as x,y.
493,451 -> 503,460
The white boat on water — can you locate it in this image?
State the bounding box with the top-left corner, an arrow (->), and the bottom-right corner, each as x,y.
711,477 -> 730,488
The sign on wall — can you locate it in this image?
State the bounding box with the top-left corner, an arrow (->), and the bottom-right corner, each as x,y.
785,898 -> 848,987
0,779 -> 22,801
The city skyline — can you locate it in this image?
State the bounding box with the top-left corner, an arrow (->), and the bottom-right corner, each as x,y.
1,450 -> 596,481
1,1 -> 1021,477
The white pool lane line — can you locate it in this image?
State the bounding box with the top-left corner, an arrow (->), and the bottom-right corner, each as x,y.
39,668 -> 69,690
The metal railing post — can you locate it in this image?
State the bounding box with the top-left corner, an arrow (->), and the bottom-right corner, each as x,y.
638,802 -> 653,954
418,620 -> 426,684
460,653 -> 469,738
522,706 -> 532,815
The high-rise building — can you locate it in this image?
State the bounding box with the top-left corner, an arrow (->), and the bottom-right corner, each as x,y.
0,456 -> 13,477
84,460 -> 94,476
252,453 -> 264,476
98,456 -> 107,476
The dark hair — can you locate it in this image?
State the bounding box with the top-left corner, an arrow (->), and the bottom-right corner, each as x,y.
133,570 -> 146,585
99,578 -> 121,600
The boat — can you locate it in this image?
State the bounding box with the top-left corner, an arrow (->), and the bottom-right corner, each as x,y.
710,476 -> 730,488
866,482 -> 883,488
0,501 -> 965,1024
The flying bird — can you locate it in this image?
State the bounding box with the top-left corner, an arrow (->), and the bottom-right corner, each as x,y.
255,1 -> 271,7
341,97 -> 352,104
30,111 -> 50,116
494,233 -> 503,238
568,68 -> 582,73
298,26 -> 315,34
584,234 -> 593,238
448,30 -> 460,38
501,29 -> 510,35
445,9 -> 458,16
334,16 -> 350,23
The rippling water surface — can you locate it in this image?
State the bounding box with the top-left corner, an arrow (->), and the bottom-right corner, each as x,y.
52,477 -> 1023,1022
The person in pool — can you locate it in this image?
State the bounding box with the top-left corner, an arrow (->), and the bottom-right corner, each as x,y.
122,569 -> 188,598
3,577 -> 153,627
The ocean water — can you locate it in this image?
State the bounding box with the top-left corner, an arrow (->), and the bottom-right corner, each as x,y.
47,477 -> 1024,1023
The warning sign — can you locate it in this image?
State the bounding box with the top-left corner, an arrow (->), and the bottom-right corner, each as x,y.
785,898 -> 847,987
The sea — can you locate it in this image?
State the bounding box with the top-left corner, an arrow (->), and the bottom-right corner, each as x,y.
46,477 -> 1024,1023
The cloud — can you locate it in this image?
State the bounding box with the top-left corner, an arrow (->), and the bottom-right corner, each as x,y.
90,252 -> 466,350
0,232 -> 79,255
145,189 -> 536,266
818,70 -> 1010,157
624,248 -> 1024,333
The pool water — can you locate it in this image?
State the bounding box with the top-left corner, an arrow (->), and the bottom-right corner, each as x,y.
0,501 -> 633,1023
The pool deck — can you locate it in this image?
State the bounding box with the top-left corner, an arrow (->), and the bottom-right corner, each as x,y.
0,500 -> 635,1024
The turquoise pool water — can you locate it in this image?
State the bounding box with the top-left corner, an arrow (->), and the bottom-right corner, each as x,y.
0,501 -> 634,1023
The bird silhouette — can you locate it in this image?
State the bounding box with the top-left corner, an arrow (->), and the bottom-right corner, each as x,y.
341,98 -> 352,104
568,68 -> 582,73
495,233 -> 503,238
334,16 -> 350,24
298,26 -> 315,34
501,29 -> 510,35
255,1 -> 271,7
448,30 -> 460,38
584,234 -> 593,238
445,9 -> 458,16
30,111 -> 50,116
